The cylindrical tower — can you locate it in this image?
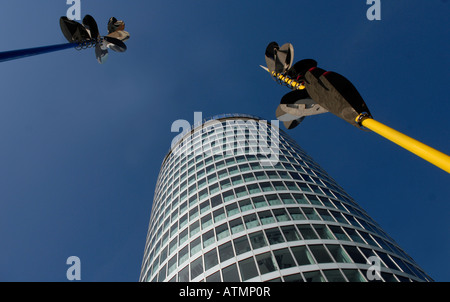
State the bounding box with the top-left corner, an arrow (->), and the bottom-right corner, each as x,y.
139,114 -> 432,282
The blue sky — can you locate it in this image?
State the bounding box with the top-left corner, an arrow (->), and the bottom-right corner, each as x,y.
0,1 -> 448,281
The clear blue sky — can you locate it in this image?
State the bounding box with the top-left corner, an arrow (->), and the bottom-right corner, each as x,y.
0,1 -> 448,282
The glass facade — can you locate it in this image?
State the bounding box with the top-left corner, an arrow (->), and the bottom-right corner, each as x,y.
139,114 -> 432,282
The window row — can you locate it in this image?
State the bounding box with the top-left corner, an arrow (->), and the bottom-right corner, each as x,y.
151,178 -> 349,231
162,142 -> 331,200
147,219 -> 383,272
154,158 -> 333,210
163,144 -> 292,185
143,219 -> 426,283
163,148 -> 308,178
146,191 -> 385,257
147,239 -> 427,282
165,136 -> 312,172
144,189 -> 393,262
150,175 -> 371,239
163,205 -> 376,249
158,142 -> 335,202
246,269 -> 414,282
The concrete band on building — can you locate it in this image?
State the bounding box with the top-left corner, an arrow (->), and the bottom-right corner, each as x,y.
139,114 -> 432,282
